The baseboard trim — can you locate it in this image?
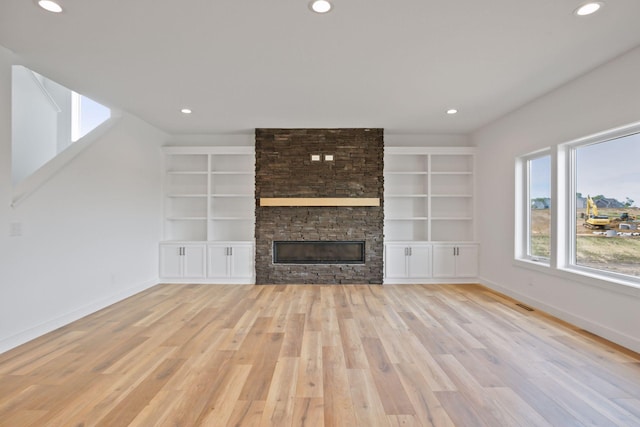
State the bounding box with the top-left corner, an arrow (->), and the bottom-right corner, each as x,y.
0,279 -> 158,355
478,276 -> 640,354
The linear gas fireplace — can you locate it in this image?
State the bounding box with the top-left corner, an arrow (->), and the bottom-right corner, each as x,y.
273,241 -> 365,264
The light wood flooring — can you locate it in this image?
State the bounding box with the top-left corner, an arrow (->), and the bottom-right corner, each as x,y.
1,283 -> 639,426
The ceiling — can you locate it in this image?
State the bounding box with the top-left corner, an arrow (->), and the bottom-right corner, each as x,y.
1,0 -> 640,135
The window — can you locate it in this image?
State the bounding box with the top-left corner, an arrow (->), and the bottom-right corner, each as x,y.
11,65 -> 110,185
569,130 -> 640,279
71,91 -> 111,143
517,122 -> 640,287
516,150 -> 551,264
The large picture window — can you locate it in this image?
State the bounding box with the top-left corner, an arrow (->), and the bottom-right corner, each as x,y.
570,131 -> 640,278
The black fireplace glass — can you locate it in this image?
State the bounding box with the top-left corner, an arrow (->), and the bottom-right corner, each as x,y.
273,241 -> 365,264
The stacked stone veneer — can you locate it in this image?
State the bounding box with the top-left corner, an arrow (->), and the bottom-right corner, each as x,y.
255,128 -> 384,284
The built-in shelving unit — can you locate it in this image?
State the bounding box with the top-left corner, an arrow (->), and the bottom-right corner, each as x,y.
161,146 -> 255,283
384,147 -> 477,283
384,147 -> 475,242
163,146 -> 254,242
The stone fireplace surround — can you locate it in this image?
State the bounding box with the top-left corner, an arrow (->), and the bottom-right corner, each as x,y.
255,128 -> 384,284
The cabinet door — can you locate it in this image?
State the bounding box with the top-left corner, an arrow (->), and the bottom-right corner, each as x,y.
385,245 -> 409,278
183,244 -> 206,278
407,245 -> 431,278
159,244 -> 183,278
207,245 -> 230,278
230,245 -> 254,279
432,245 -> 456,278
455,245 -> 478,277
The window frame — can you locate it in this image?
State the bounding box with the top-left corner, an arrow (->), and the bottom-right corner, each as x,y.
11,65 -> 117,206
560,122 -> 640,284
515,121 -> 640,291
515,148 -> 552,266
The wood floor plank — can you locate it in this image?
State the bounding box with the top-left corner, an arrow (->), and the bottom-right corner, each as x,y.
297,330 -> 324,398
0,283 -> 638,427
347,368 -> 390,426
226,400 -> 265,427
292,397 -> 325,427
279,312 -> 306,358
195,363 -> 253,426
337,318 -> 369,369
361,337 -> 415,416
484,387 -> 553,427
261,357 -> 299,426
394,362 -> 456,427
94,357 -> 185,427
322,344 -> 358,427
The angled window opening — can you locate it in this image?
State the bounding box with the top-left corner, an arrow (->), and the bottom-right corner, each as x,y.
71,91 -> 111,143
11,65 -> 111,186
11,66 -> 114,205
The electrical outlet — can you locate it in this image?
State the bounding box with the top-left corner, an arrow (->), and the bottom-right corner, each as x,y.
9,222 -> 22,237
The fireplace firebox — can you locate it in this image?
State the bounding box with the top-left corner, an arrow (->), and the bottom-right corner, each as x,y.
273,241 -> 365,264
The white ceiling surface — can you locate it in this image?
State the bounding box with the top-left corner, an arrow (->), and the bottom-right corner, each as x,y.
1,1 -> 640,135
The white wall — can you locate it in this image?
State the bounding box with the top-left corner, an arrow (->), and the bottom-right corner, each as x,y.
385,133 -> 470,147
0,46 -> 168,353
11,65 -> 59,184
473,46 -> 640,353
167,133 -> 254,147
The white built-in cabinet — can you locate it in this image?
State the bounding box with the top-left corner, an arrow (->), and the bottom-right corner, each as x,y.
207,243 -> 255,280
384,147 -> 478,284
432,244 -> 478,279
384,243 -> 431,280
160,146 -> 255,283
159,243 -> 207,279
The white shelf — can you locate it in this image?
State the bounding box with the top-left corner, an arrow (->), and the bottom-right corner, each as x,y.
385,171 -> 429,175
210,216 -> 254,220
430,171 -> 473,175
211,171 -> 254,175
385,194 -> 429,198
167,217 -> 207,221
386,217 -> 429,221
431,217 -> 473,221
167,171 -> 208,175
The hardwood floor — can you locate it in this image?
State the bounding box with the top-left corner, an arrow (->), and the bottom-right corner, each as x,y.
1,283 -> 639,426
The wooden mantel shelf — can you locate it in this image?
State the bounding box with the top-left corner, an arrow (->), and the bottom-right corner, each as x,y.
260,197 -> 380,207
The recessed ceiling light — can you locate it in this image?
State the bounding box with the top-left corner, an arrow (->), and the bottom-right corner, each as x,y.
575,2 -> 603,16
181,108 -> 192,114
446,109 -> 458,115
310,0 -> 332,14
38,0 -> 63,13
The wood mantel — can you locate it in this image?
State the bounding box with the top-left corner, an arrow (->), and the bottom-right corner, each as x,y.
259,197 -> 380,207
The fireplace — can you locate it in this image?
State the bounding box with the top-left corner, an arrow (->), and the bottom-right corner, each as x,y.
273,241 -> 365,264
255,128 -> 384,284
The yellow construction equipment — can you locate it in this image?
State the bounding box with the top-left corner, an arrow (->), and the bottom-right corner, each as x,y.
584,195 -> 610,229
